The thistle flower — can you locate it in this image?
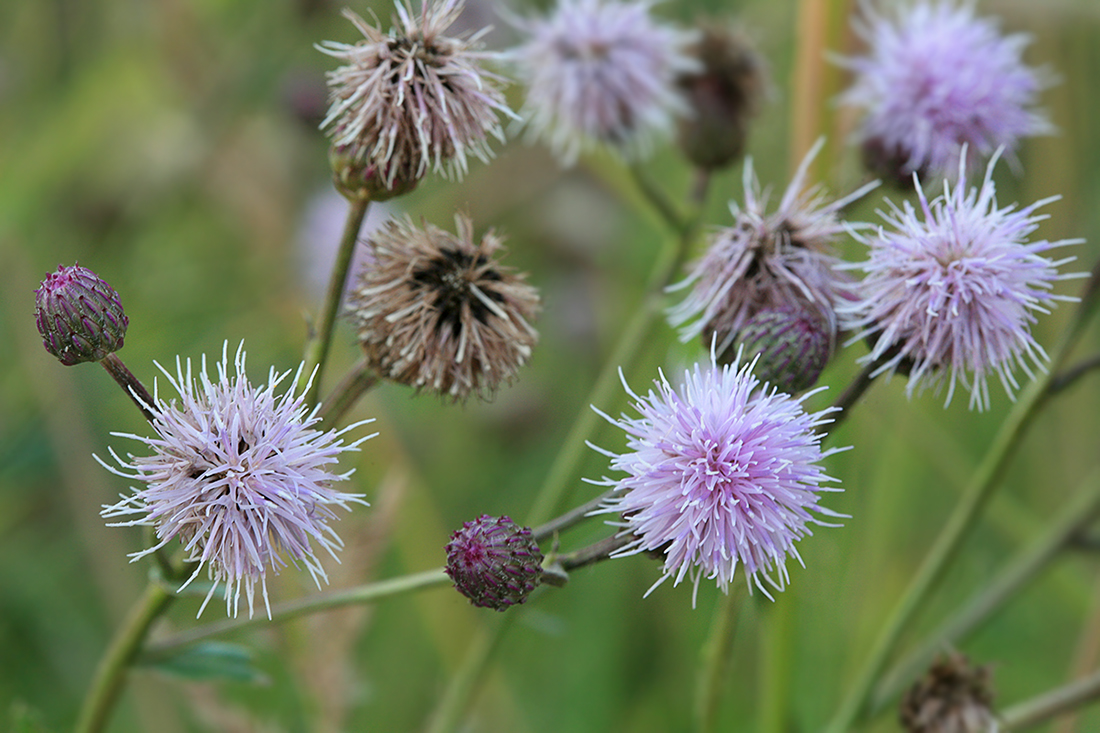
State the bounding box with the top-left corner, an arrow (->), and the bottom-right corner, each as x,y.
841,151 -> 1082,410
590,352 -> 845,601
668,139 -> 878,359
900,652 -> 998,733
839,0 -> 1051,184
317,0 -> 513,197
35,264 -> 128,366
346,213 -> 540,401
445,514 -> 543,611
510,0 -> 697,164
99,343 -> 374,618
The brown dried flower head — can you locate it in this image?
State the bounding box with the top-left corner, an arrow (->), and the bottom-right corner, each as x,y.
900,652 -> 998,733
346,214 -> 539,401
318,0 -> 514,197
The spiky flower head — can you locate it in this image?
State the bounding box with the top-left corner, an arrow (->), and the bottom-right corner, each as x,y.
35,264 -> 128,366
346,213 -> 540,401
99,343 -> 374,617
841,151 -> 1081,410
733,306 -> 833,393
900,652 -> 998,733
590,352 -> 845,601
668,139 -> 878,360
318,0 -> 513,197
445,514 -> 543,611
676,21 -> 767,170
839,0 -> 1051,184
510,0 -> 697,165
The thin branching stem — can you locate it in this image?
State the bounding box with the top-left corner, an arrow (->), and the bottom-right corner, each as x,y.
99,353 -> 157,424
1002,668 -> 1100,731
318,357 -> 378,425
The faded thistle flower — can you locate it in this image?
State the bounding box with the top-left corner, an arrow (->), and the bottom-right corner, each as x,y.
841,151 -> 1081,410
35,264 -> 128,366
318,0 -> 513,198
445,515 -> 543,611
900,652 -> 998,733
667,139 -> 879,360
510,0 -> 697,164
346,213 -> 540,401
839,0 -> 1051,184
590,352 -> 845,602
99,344 -> 374,617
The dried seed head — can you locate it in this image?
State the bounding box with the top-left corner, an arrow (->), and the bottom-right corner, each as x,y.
900,652 -> 998,733
35,264 -> 128,366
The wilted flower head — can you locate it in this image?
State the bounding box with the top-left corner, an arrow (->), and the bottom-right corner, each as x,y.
35,264 -> 128,366
318,0 -> 513,196
900,652 -> 998,733
346,213 -> 540,401
99,343 -> 374,617
445,514 -> 543,611
510,0 -> 697,164
841,151 -> 1082,410
590,352 -> 845,601
668,139 -> 878,359
839,0 -> 1051,184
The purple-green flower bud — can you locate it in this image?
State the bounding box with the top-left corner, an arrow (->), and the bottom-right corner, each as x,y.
731,306 -> 832,393
445,515 -> 543,611
35,264 -> 128,366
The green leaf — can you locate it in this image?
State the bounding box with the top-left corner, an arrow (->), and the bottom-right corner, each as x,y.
139,642 -> 268,684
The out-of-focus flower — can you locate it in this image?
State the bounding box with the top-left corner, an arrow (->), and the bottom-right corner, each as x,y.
510,0 -> 697,164
668,139 -> 878,360
345,214 -> 540,401
839,0 -> 1051,184
900,652 -> 998,733
676,22 -> 768,170
733,305 -> 833,393
99,343 -> 374,618
35,264 -> 128,366
317,0 -> 513,198
445,514 -> 543,611
841,151 -> 1081,410
590,352 -> 845,602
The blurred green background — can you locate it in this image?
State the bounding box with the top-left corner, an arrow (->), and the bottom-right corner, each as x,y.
3,0 -> 1100,731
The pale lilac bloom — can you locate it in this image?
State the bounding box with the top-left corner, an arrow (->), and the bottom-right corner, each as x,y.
589,352 -> 845,602
510,0 -> 697,164
839,0 -> 1051,182
667,139 -> 879,357
841,151 -> 1082,410
99,343 -> 375,617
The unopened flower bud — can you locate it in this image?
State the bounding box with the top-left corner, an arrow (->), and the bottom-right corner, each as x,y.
35,264 -> 128,366
676,23 -> 767,170
445,515 -> 543,611
900,652 -> 997,733
730,305 -> 832,393
329,143 -> 420,202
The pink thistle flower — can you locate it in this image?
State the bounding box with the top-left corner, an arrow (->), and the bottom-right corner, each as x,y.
841,151 -> 1082,410
318,0 -> 514,192
99,344 -> 375,617
589,353 -> 845,602
839,0 -> 1051,183
667,139 -> 879,358
510,0 -> 697,164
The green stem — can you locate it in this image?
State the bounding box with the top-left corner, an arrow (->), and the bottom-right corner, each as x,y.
1002,668 -> 1100,731
75,581 -> 174,733
825,314 -> 1094,732
694,589 -> 742,733
303,198 -> 370,408
143,568 -> 448,657
759,597 -> 794,733
531,488 -> 616,541
423,615 -> 517,733
1048,353 -> 1100,396
99,353 -> 157,424
629,163 -> 688,234
871,467 -> 1100,712
318,357 -> 378,426
824,357 -> 883,437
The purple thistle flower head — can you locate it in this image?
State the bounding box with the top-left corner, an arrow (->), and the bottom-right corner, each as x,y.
839,0 -> 1051,183
667,139 -> 879,359
98,343 -> 375,618
589,352 -> 846,602
510,0 -> 698,165
318,0 -> 514,192
445,514 -> 543,611
841,151 -> 1083,410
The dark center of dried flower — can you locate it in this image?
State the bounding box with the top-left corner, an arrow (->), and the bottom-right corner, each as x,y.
412,247 -> 505,334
